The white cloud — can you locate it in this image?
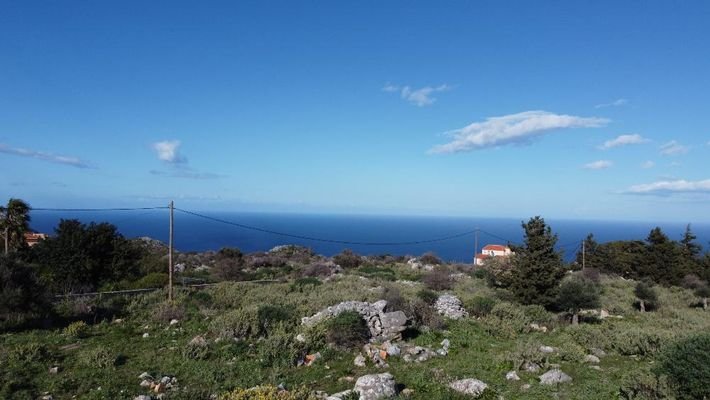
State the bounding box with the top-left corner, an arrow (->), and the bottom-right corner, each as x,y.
595,98 -> 629,108
0,143 -> 92,168
584,160 -> 613,170
641,160 -> 655,169
625,179 -> 710,195
599,134 -> 649,149
429,111 -> 609,154
659,140 -> 689,156
152,140 -> 187,164
383,83 -> 451,107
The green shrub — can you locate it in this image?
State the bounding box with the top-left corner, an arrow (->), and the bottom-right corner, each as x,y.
8,343 -> 49,363
183,336 -> 210,360
422,268 -> 453,291
504,339 -> 546,370
77,347 -> 117,369
619,367 -> 673,399
419,252 -> 442,265
332,249 -> 362,269
290,277 -> 322,292
566,324 -> 612,352
611,327 -> 671,356
416,288 -> 439,305
654,333 -> 710,399
557,338 -> 586,362
0,256 -> 49,327
324,311 -> 370,349
408,298 -> 447,331
257,325 -> 305,368
153,301 -> 185,323
63,320 -> 89,339
634,281 -> 658,311
219,385 -> 316,400
465,296 -> 497,317
210,307 -> 260,339
257,304 -> 295,332
130,272 -> 169,289
481,302 -> 530,338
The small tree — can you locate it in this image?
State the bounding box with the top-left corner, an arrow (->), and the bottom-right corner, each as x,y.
555,276 -> 601,324
213,247 -> 246,281
332,249 -> 362,269
695,284 -> 710,310
422,268 -> 453,291
509,216 -> 565,307
634,281 -> 658,312
0,255 -> 48,326
419,252 -> 442,265
0,198 -> 31,254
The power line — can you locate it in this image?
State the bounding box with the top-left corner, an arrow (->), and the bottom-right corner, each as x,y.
175,208 -> 479,246
478,228 -> 519,245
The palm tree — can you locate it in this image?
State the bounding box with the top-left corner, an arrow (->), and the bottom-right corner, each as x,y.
0,198 -> 31,254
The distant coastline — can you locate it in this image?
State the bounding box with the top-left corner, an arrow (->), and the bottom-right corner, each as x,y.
27,211 -> 710,262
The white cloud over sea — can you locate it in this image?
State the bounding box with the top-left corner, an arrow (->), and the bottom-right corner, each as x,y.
429,111 -> 608,154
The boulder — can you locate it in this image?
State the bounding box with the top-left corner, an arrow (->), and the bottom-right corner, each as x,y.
583,354 -> 600,364
354,373 -> 397,400
434,294 -> 468,320
539,345 -> 556,354
505,371 -> 520,381
448,378 -> 488,397
539,369 -> 572,385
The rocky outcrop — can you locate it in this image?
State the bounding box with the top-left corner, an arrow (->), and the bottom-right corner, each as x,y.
301,300 -> 408,340
448,378 -> 488,397
434,294 -> 468,320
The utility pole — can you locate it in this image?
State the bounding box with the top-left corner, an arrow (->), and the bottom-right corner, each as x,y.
168,200 -> 174,302
582,239 -> 586,270
473,227 -> 479,263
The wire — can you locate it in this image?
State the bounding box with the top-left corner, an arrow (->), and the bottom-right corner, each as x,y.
30,207 -> 168,212
175,208 -> 478,246
478,228 -> 519,245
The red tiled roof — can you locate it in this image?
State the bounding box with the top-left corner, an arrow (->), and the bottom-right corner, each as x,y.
474,253 -> 490,259
483,244 -> 508,251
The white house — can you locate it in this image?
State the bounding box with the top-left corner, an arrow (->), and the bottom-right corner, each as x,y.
474,244 -> 513,266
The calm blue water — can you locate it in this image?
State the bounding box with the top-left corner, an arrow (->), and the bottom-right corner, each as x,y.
28,210 -> 710,262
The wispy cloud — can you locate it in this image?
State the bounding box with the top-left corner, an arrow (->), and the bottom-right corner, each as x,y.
429,111 -> 609,154
659,140 -> 689,156
383,83 -> 451,107
150,139 -> 222,179
641,160 -> 655,169
0,143 -> 93,168
149,169 -> 222,180
594,98 -> 629,109
625,179 -> 710,195
599,134 -> 649,150
584,160 -> 613,170
152,140 -> 187,164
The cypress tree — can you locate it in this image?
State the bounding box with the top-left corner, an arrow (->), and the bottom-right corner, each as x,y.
510,216 -> 565,307
643,227 -> 683,285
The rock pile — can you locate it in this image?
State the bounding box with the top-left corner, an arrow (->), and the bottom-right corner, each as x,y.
539,369 -> 572,385
355,339 -> 451,367
434,294 -> 468,320
136,372 -> 178,396
301,300 -> 408,341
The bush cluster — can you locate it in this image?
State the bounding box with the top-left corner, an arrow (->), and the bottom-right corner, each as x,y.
655,333 -> 710,399
324,311 -> 370,350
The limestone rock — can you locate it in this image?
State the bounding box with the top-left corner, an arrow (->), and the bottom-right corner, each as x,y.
301,300 -> 408,341
448,378 -> 488,397
354,373 -> 397,400
584,354 -> 600,364
539,345 -> 556,354
354,354 -> 367,367
539,369 -> 572,385
506,371 -> 520,381
434,294 -> 468,320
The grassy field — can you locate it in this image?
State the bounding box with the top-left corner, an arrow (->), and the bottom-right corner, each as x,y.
1,263 -> 708,400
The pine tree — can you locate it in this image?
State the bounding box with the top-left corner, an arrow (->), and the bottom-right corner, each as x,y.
510,216 -> 565,307
643,227 -> 683,285
680,224 -> 702,258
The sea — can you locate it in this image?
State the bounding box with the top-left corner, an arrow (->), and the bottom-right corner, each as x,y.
28,210 -> 710,263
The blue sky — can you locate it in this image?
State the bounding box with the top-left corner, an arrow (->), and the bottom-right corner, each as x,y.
1,1 -> 709,222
